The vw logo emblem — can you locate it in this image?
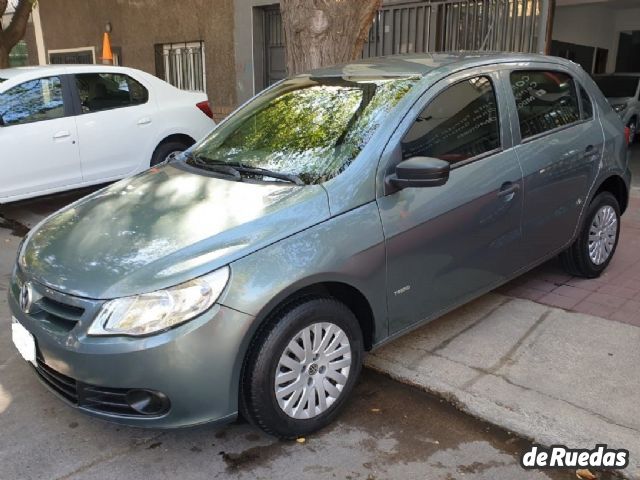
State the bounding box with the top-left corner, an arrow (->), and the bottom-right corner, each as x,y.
20,282 -> 33,313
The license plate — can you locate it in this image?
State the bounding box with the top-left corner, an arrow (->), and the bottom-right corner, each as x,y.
11,318 -> 36,365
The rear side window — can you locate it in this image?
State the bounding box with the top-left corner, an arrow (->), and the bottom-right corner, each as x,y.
510,71 -> 580,140
579,86 -> 593,120
401,76 -> 501,165
75,73 -> 148,113
0,76 -> 65,126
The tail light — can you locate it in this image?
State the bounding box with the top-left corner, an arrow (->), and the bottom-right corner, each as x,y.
624,126 -> 631,146
196,101 -> 213,119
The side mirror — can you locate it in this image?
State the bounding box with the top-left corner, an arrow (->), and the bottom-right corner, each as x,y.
385,156 -> 450,193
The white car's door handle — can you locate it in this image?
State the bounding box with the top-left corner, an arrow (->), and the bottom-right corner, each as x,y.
137,117 -> 152,125
53,130 -> 71,139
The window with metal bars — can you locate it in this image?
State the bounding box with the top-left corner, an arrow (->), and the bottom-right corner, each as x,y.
155,41 -> 206,92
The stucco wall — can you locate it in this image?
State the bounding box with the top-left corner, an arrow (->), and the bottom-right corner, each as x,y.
38,0 -> 237,111
553,5 -> 615,52
553,4 -> 640,73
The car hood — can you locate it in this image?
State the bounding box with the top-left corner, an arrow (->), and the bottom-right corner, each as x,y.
20,164 -> 330,299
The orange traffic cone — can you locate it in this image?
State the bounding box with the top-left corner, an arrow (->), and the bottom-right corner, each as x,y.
101,32 -> 113,64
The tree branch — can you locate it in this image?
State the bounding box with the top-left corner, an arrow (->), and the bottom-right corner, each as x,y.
5,0 -> 35,46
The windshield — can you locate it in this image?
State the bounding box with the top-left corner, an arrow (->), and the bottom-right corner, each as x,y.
188,76 -> 418,184
594,76 -> 639,98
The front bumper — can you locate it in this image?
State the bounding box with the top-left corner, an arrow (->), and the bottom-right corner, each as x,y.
9,275 -> 255,428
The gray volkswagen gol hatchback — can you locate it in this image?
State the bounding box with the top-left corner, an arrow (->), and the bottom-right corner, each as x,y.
10,53 -> 631,438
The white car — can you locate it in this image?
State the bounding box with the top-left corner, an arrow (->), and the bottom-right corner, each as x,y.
0,65 -> 215,203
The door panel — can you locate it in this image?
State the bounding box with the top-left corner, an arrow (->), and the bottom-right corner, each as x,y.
73,72 -> 156,181
508,69 -> 604,264
378,72 -> 523,334
0,76 -> 81,200
379,151 -> 523,334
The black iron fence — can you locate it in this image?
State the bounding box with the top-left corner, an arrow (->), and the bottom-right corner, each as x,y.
363,0 -> 544,58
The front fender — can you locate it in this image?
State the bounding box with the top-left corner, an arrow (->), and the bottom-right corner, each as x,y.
221,201 -> 388,395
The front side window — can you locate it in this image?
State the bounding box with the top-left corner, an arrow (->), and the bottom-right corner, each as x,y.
401,76 -> 501,165
189,76 -> 418,184
511,70 -> 580,139
75,73 -> 148,113
0,76 -> 65,126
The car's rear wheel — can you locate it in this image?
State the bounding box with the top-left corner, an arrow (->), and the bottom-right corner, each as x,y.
242,297 -> 363,439
150,140 -> 190,167
560,191 -> 621,278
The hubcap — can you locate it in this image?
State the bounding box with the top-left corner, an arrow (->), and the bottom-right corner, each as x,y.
588,205 -> 618,266
274,322 -> 352,419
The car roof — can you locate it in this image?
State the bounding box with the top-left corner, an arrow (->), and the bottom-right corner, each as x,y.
0,64 -> 144,82
306,51 -> 572,78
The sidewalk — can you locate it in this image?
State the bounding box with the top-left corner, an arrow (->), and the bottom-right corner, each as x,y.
366,294 -> 640,479
367,192 -> 640,479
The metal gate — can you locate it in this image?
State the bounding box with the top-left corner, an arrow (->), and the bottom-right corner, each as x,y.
439,0 -> 543,52
363,0 -> 546,58
264,6 -> 287,87
363,2 -> 435,58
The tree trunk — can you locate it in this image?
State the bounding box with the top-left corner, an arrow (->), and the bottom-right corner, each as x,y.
0,45 -> 9,69
280,0 -> 382,75
0,0 -> 36,68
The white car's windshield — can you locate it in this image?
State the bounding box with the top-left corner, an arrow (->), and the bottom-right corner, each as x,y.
188,76 -> 418,185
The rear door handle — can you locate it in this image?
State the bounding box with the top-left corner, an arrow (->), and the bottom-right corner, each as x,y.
497,182 -> 520,199
53,130 -> 71,139
137,117 -> 152,125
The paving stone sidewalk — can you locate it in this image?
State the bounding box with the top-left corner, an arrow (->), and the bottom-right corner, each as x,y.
499,196 -> 640,326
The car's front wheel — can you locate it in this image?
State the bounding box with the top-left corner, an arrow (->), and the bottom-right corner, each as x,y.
242,297 -> 363,439
561,191 -> 621,278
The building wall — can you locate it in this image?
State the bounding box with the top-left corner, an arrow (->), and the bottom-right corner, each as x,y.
553,5 -> 615,53
37,0 -> 237,115
553,4 -> 640,73
610,7 -> 640,72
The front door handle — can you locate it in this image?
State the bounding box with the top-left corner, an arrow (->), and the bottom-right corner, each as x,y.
137,117 -> 152,125
497,182 -> 520,200
53,130 -> 71,139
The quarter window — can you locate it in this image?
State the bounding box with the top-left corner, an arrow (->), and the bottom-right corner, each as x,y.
75,73 -> 148,113
401,76 -> 501,165
510,70 -> 580,139
0,76 -> 65,126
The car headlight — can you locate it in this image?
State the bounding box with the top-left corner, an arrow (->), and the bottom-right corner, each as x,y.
613,103 -> 627,113
87,267 -> 230,336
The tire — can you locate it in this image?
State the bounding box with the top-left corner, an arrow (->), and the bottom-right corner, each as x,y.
242,297 -> 364,439
560,191 -> 621,278
150,140 -> 190,167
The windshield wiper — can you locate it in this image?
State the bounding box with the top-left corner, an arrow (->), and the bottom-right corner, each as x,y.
185,153 -> 242,181
186,154 -> 304,186
234,165 -> 305,186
